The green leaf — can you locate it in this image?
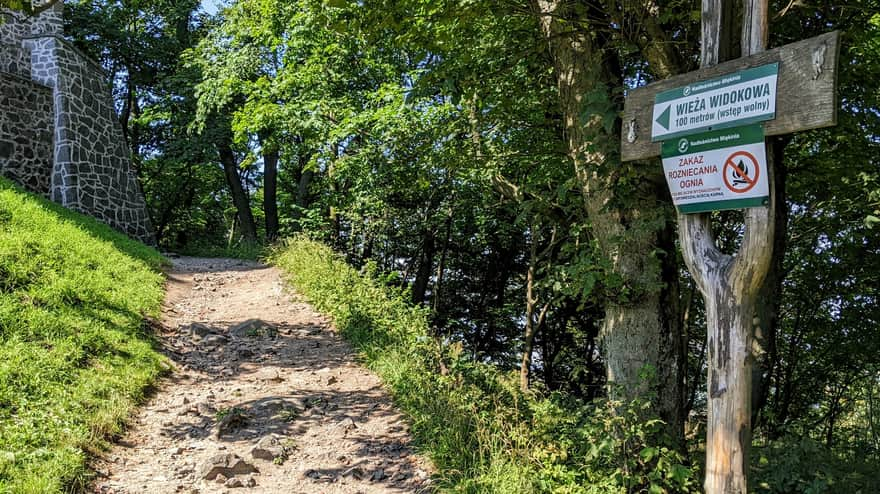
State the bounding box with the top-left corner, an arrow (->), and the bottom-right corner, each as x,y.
640,446 -> 658,461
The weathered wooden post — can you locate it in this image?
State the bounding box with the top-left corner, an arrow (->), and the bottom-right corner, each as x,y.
619,0 -> 839,491
680,1 -> 771,491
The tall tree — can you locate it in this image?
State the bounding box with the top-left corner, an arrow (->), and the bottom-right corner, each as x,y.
530,0 -> 687,438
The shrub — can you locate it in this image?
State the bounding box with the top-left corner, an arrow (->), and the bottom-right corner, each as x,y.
751,435 -> 880,494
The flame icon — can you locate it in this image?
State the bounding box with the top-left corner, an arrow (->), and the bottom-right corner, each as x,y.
732,160 -> 750,185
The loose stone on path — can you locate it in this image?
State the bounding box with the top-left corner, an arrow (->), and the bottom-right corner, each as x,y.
92,257 -> 432,494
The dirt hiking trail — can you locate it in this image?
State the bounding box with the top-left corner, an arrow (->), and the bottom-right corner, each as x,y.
93,257 -> 432,494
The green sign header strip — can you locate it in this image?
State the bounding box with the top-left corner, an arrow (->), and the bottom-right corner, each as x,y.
654,63 -> 779,105
661,124 -> 765,158
677,196 -> 769,214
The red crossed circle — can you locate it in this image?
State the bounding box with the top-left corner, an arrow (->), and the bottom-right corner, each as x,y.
723,151 -> 760,193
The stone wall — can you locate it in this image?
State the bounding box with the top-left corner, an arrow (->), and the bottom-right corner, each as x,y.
0,3 -> 155,244
0,72 -> 54,195
24,35 -> 155,242
0,44 -> 30,77
1,11 -> 35,77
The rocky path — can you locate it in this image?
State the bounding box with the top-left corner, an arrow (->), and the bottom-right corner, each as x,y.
92,257 -> 432,494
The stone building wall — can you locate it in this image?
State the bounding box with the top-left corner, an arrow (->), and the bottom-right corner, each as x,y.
0,43 -> 31,77
1,10 -> 34,77
0,72 -> 54,195
0,3 -> 155,244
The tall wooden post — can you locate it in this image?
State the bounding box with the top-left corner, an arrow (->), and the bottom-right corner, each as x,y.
680,0 -> 775,492
620,0 -> 838,489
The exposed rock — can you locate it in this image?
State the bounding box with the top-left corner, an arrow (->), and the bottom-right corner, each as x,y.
196,402 -> 215,416
338,417 -> 358,432
256,398 -> 287,415
201,334 -> 228,346
250,435 -> 286,462
224,477 -> 244,488
230,319 -> 276,338
184,323 -> 214,338
215,408 -> 249,437
197,453 -> 258,480
341,466 -> 366,479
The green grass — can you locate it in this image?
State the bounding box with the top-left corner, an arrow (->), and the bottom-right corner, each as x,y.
0,178 -> 168,493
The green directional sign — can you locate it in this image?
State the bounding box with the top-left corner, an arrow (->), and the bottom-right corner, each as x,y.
651,63 -> 778,142
656,105 -> 671,130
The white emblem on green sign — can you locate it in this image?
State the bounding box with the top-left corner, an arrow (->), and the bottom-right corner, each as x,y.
651,63 -> 778,142
660,124 -> 769,214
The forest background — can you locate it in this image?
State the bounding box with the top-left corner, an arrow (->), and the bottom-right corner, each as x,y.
30,0 -> 880,490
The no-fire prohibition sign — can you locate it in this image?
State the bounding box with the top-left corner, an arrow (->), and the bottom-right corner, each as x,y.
661,124 -> 769,214
723,150 -> 760,193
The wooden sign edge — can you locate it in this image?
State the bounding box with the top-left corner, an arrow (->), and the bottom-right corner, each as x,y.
621,30 -> 840,162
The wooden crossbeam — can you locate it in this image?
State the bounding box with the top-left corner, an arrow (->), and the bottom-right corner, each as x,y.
621,31 -> 840,162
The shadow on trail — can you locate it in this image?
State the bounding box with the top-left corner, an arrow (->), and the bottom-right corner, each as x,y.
160,318 -> 356,368
164,257 -> 271,274
152,316 -> 427,491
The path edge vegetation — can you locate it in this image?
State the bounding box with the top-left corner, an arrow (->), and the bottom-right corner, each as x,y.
0,178 -> 169,493
271,237 -> 696,493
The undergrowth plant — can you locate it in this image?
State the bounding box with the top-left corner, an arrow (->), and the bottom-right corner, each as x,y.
271,236 -> 696,493
0,178 -> 168,493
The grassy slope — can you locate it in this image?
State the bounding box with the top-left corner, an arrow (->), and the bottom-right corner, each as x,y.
0,178 -> 168,493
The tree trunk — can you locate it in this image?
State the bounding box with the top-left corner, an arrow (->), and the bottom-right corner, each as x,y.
521,222 -> 540,391
533,0 -> 685,439
683,1 -> 775,491
411,227 -> 435,304
328,142 -> 341,245
217,139 -> 258,244
260,134 -> 279,242
432,207 -> 453,314
290,148 -> 314,232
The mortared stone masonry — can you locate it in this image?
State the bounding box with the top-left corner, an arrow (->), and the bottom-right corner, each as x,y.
1,2 -> 154,244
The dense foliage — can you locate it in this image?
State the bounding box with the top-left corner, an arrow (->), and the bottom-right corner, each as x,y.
0,179 -> 167,492
273,237 -> 696,493
52,0 -> 880,490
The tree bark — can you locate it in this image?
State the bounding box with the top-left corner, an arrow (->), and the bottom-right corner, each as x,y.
432,207 -> 453,314
532,0 -> 685,439
411,227 -> 435,304
521,221 -> 548,392
217,138 -> 258,244
290,146 -> 314,232
260,133 -> 279,242
683,1 -> 775,491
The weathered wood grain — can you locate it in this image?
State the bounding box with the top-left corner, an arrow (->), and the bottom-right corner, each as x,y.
621,30 -> 839,161
680,1 -> 779,492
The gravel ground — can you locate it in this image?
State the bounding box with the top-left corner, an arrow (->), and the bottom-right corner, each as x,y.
91,256 -> 432,494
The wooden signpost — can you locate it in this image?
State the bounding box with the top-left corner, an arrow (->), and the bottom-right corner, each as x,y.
621,30 -> 839,162
620,1 -> 839,492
